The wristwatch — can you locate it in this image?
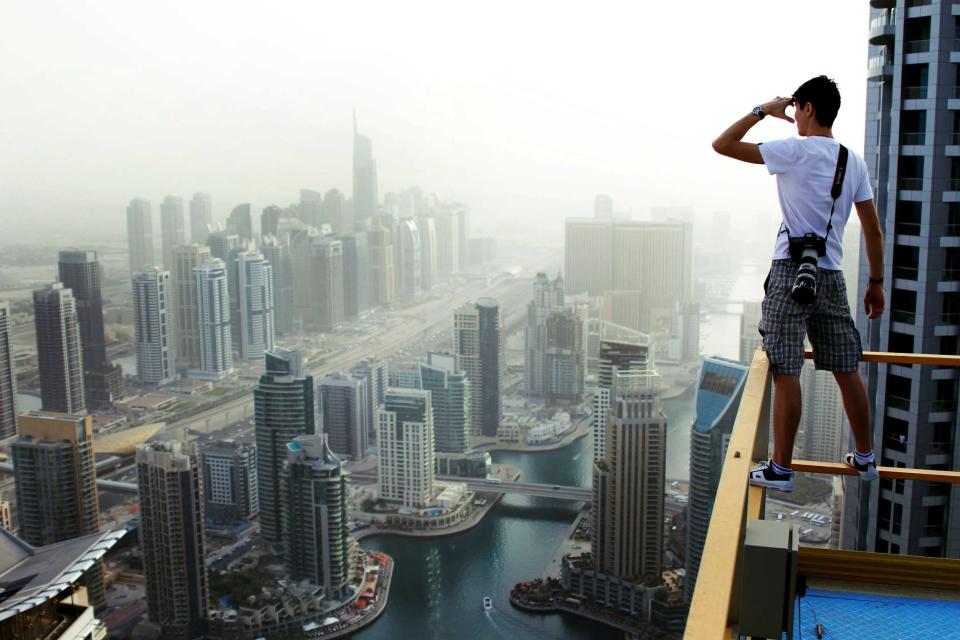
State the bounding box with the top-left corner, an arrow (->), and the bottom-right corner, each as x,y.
752,105 -> 766,119
869,276 -> 884,284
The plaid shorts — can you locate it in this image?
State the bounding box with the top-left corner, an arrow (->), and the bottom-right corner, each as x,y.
759,259 -> 862,376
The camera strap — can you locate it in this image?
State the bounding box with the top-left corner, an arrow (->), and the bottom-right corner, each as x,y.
776,143 -> 849,241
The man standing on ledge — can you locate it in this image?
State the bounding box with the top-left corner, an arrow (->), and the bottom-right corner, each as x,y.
712,75 -> 885,491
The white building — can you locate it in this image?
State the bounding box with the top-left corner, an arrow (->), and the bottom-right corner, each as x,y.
377,388 -> 435,508
237,251 -> 275,361
132,267 -> 175,386
193,259 -> 233,379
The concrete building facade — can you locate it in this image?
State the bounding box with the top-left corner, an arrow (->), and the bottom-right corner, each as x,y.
33,283 -> 85,414
454,298 -> 504,437
193,259 -> 233,379
132,267 -> 175,386
172,244 -> 211,371
200,440 -> 259,526
126,198 -> 154,273
377,388 -> 435,508
318,372 -> 368,461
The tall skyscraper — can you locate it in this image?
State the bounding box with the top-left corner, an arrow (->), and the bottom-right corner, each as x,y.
136,441 -> 208,640
396,217 -> 422,300
260,236 -> 294,336
13,412 -> 104,607
844,2 -> 960,558
189,192 -> 213,244
322,188 -> 348,234
592,326 -> 653,461
160,195 -> 186,270
592,380 -> 665,582
261,204 -> 284,239
800,364 -> 848,463
172,244 -> 211,370
193,259 -> 232,379
368,223 -> 395,306
420,352 -> 470,454
564,218 -> 613,297
33,283 -> 84,414
0,302 -> 15,439
227,203 -> 253,242
351,357 -> 386,444
206,229 -> 241,264
288,225 -> 320,329
416,216 -> 438,291
318,372 -> 368,461
236,251 -> 274,361
126,198 -> 154,273
435,208 -> 463,279
281,434 -> 351,596
254,348 -> 316,546
132,267 -> 176,386
545,307 -> 586,402
684,357 -> 749,602
353,115 -> 378,224
594,194 -> 614,219
524,272 -> 565,397
739,300 -> 763,364
57,250 -> 122,409
311,238 -> 344,331
455,298 -> 504,437
200,440 -> 258,526
377,388 -> 435,508
341,232 -> 369,318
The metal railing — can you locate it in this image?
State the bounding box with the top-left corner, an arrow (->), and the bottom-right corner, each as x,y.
684,349 -> 960,639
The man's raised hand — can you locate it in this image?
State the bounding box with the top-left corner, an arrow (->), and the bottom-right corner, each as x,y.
761,97 -> 796,123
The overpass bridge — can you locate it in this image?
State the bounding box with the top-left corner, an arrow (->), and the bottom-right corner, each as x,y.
448,477 -> 591,501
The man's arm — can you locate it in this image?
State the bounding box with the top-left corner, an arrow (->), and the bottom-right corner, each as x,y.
712,97 -> 795,164
855,198 -> 886,319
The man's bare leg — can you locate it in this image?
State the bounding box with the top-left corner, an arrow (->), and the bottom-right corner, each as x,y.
772,373 -> 803,468
833,370 -> 874,455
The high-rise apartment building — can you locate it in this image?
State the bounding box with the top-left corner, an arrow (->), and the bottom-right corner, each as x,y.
564,218 -> 613,296
160,196 -> 186,270
545,307 -> 586,402
261,205 -> 284,239
311,238 -> 344,331
368,223 -> 396,306
57,250 -> 122,409
351,357 -> 386,444
377,388 -> 435,508
739,300 -> 763,364
13,412 -> 104,607
341,232 -> 369,318
132,267 -> 175,386
206,229 -> 241,265
353,117 -> 378,224
798,364 -> 848,463
254,348 -> 316,546
172,244 -> 211,370
434,209 -> 462,279
126,198 -> 154,273
318,372 -> 368,461
454,298 -> 504,437
684,357 -> 749,602
420,352 -> 470,454
843,2 -> 960,558
193,259 -> 232,379
524,272 -> 566,397
200,440 -> 258,526
33,283 -> 85,414
593,327 -> 653,461
417,216 -> 438,291
227,203 -> 253,242
396,218 -> 422,300
281,434 -> 351,596
0,302 -> 15,439
136,441 -> 208,640
189,192 -> 213,244
322,188 -> 348,234
592,382 -> 665,583
236,251 -> 274,361
260,237 -> 294,336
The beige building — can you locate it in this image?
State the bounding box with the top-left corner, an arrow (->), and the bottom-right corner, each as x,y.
368,223 -> 396,307
377,388 -> 435,508
172,244 -> 211,370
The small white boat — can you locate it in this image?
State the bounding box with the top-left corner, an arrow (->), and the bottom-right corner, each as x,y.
483,596 -> 493,611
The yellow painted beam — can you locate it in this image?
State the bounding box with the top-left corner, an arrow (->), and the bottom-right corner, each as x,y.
803,349 -> 960,367
792,460 -> 960,484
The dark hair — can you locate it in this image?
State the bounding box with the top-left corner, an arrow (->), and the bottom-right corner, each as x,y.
793,75 -> 841,127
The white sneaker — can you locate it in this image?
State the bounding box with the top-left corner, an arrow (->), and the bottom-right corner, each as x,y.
748,460 -> 794,492
843,452 -> 879,481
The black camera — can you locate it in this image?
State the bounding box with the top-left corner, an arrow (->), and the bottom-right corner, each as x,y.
788,233 -> 827,304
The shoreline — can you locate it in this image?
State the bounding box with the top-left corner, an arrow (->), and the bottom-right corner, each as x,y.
319,555 -> 394,639
472,419 -> 590,454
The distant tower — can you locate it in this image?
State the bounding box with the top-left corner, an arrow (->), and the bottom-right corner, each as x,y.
396,217 -> 422,300
420,352 -> 470,454
260,236 -> 294,335
254,348 -> 316,546
377,388 -> 435,508
160,195 -> 186,270
416,216 -> 438,292
13,411 -> 104,607
132,267 -> 176,386
435,209 -> 463,279
318,372 -> 368,461
739,301 -> 763,364
172,244 -> 211,370
282,434 -> 351,596
189,192 -> 213,244
227,203 -> 253,242
351,357 -> 387,445
126,197 -> 154,272
33,283 -> 85,414
236,251 -> 274,361
593,327 -> 653,461
545,307 -> 586,402
524,272 -> 565,397
311,238 -> 344,331
193,259 -> 233,379
454,298 -> 504,437
352,114 -> 379,224
593,378 -> 665,583
594,194 -> 614,219
261,204 -> 284,239
341,232 -> 370,319
206,229 -> 241,265
322,189 -> 348,234
0,302 -> 16,439
685,357 -> 749,602
367,223 -> 395,306
57,250 -> 122,409
136,441 -> 208,640
200,440 -> 259,526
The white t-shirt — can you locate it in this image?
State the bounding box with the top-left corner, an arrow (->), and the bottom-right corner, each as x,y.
759,136 -> 873,270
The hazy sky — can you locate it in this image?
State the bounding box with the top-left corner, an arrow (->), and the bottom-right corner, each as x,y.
1,1 -> 871,241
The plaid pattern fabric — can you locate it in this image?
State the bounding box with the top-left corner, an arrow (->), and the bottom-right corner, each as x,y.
759,259 -> 862,375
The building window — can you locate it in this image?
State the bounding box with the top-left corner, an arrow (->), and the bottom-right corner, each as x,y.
893,245 -> 919,280
902,63 -> 928,100
899,155 -> 925,191
895,200 -> 922,236
891,288 -> 918,324
900,110 -> 926,145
